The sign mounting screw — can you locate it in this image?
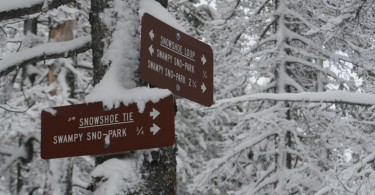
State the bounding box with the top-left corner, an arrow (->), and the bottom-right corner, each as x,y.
176,84 -> 181,91
176,33 -> 181,41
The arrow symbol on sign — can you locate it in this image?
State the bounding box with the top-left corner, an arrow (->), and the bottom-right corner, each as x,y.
201,55 -> 207,65
149,45 -> 154,56
149,29 -> 155,41
201,82 -> 207,93
150,124 -> 160,135
150,108 -> 160,120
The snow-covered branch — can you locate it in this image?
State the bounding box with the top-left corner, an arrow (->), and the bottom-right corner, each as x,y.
0,36 -> 91,77
0,0 -> 75,21
215,91 -> 375,107
251,163 -> 276,191
0,146 -> 18,156
201,130 -> 278,177
0,146 -> 26,173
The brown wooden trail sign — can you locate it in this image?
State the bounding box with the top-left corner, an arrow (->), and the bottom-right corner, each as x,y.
140,13 -> 214,107
41,95 -> 175,159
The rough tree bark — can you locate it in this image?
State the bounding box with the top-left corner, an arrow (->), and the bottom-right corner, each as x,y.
89,0 -> 176,193
89,0 -> 107,86
139,2 -> 177,193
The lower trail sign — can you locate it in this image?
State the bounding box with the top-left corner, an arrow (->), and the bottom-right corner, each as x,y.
41,95 -> 175,159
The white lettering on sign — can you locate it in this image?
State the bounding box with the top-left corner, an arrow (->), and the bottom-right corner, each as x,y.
189,78 -> 197,88
160,36 -> 196,62
123,112 -> 133,121
184,62 -> 194,73
148,60 -> 164,74
184,48 -> 195,59
86,129 -> 127,141
165,68 -> 174,79
79,114 -> 119,127
173,57 -> 183,68
79,112 -> 134,129
108,128 -> 127,138
175,73 -> 186,84
160,36 -> 182,54
53,133 -> 83,144
87,131 -> 103,141
157,49 -> 173,63
173,57 -> 194,73
51,129 -> 128,144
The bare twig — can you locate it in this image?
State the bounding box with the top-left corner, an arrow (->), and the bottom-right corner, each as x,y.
0,84 -> 30,113
7,40 -> 23,52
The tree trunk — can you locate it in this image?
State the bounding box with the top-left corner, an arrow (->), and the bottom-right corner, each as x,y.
140,2 -> 176,194
89,0 -> 176,193
90,0 -> 107,85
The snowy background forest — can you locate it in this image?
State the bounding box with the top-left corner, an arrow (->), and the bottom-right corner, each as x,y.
1,0 -> 375,194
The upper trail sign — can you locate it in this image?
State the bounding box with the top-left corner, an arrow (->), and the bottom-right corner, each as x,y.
140,13 -> 214,107
41,95 -> 175,159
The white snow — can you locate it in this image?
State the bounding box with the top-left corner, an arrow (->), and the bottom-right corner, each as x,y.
0,36 -> 91,72
195,0 -> 217,9
85,2 -> 181,192
0,31 -> 6,48
86,0 -> 174,112
0,145 -> 27,173
139,0 -> 185,32
91,158 -> 141,194
215,91 -> 375,107
0,146 -> 17,156
0,0 -> 44,13
43,107 -> 57,116
86,86 -> 171,113
49,159 -> 66,195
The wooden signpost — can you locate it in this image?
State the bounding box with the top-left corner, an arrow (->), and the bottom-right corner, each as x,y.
140,13 -> 214,107
41,13 -> 214,159
41,95 -> 175,159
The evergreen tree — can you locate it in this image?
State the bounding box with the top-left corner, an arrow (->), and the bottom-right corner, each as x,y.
190,0 -> 375,194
